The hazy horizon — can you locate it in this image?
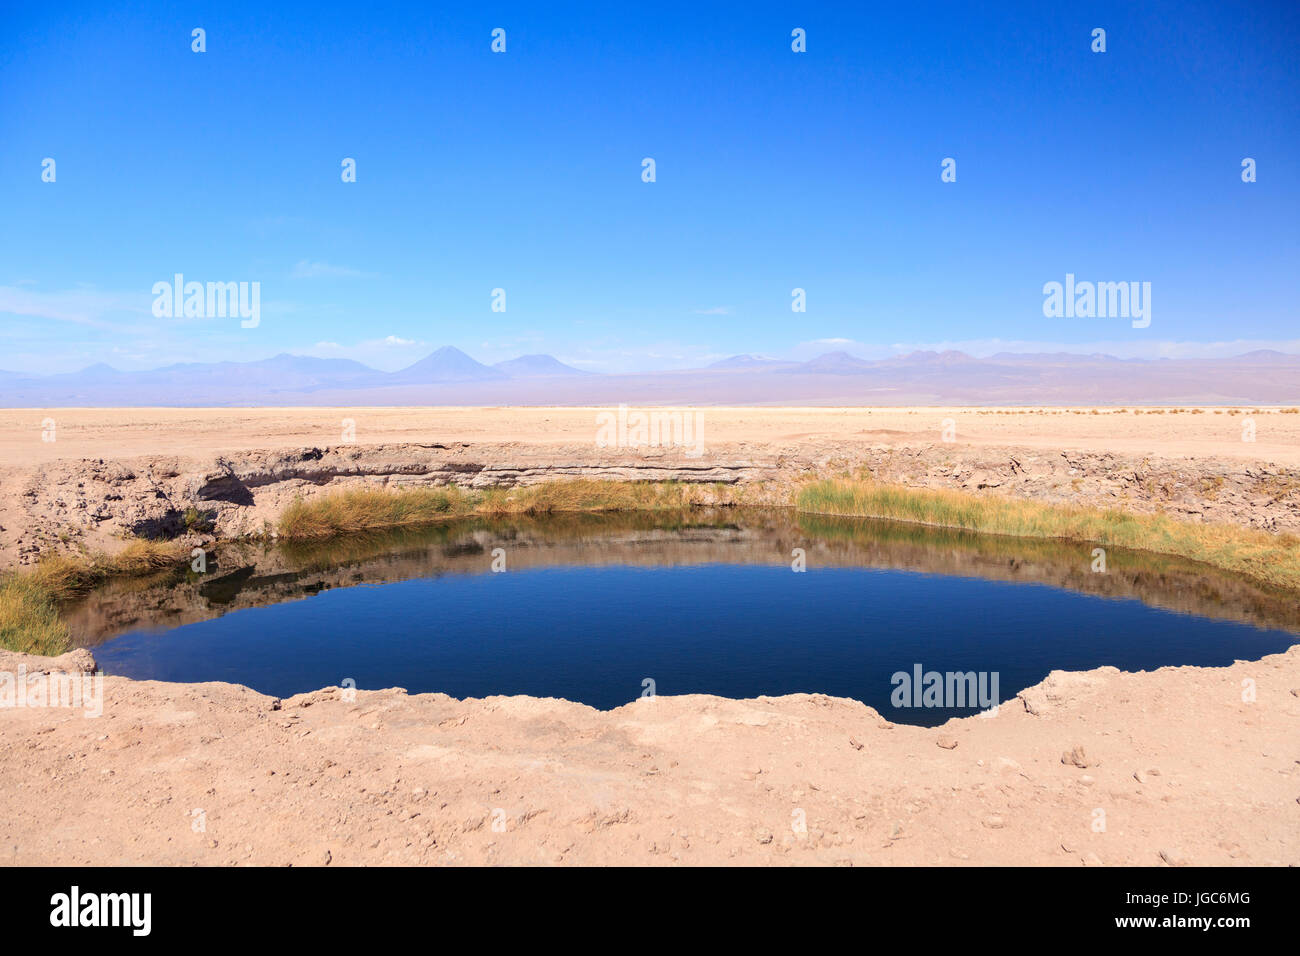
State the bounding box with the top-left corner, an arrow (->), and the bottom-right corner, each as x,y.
4,344 -> 1297,407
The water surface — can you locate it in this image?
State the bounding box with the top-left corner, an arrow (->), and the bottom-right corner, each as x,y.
70,510 -> 1300,726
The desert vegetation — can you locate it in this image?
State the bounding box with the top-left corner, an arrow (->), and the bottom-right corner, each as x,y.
275,479 -> 744,539
4,476 -> 1297,655
798,478 -> 1300,593
0,541 -> 189,655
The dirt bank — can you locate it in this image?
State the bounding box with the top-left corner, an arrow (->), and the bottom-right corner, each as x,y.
1,644 -> 1296,866
2,435 -> 1297,569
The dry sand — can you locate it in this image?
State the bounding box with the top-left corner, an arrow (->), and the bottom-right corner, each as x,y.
4,405 -> 1300,467
1,644 -> 1297,866
0,406 -> 1297,866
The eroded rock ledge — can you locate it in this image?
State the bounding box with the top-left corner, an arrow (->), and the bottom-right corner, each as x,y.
2,439 -> 1296,566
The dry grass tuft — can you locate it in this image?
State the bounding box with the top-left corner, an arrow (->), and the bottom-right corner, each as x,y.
276,486 -> 472,538
0,541 -> 192,655
0,574 -> 69,656
797,478 -> 1300,593
475,480 -> 727,517
276,480 -> 739,537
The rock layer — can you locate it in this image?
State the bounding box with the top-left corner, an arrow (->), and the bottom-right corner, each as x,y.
2,440 -> 1297,567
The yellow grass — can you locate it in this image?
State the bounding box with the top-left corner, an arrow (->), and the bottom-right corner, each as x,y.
7,475 -> 1297,655
475,480 -> 732,516
797,478 -> 1300,593
276,480 -> 739,538
0,575 -> 69,656
0,541 -> 192,655
276,486 -> 472,538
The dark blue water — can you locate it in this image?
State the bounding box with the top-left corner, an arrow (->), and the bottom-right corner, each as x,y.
93,563 -> 1298,726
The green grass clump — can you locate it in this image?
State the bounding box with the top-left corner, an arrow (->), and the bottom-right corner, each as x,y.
796,478 -> 1300,593
0,574 -> 70,656
0,540 -> 192,655
276,480 -> 739,538
276,486 -> 472,538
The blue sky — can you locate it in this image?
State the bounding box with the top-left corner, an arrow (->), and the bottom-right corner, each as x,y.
1,0 -> 1297,374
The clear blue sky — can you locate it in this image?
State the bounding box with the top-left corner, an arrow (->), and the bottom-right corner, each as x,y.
1,0 -> 1297,374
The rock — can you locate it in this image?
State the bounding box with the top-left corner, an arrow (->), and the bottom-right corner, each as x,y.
1061,746 -> 1099,768
1019,668 -> 1117,716
1159,848 -> 1189,867
936,736 -> 958,750
0,647 -> 98,675
982,815 -> 1006,829
848,737 -> 864,751
1082,852 -> 1104,866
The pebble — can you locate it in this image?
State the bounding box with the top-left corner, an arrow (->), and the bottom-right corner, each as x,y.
982,815 -> 1006,829
1061,745 -> 1099,768
1159,847 -> 1189,867
936,736 -> 958,750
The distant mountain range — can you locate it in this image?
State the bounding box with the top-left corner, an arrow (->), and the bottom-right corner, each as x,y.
2,348 -> 1298,406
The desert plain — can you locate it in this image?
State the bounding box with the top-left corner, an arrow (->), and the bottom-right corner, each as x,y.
0,405 -> 1297,865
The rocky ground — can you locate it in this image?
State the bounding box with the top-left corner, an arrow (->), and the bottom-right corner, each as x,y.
2,438 -> 1297,568
1,408 -> 1296,866
1,644 -> 1296,866
2,405 -> 1299,567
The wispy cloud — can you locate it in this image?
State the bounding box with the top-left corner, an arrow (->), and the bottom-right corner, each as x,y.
299,335 -> 430,370
793,337 -> 1300,361
693,306 -> 733,316
0,284 -> 147,328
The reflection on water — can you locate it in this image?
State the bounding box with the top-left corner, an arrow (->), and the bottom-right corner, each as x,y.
68,509 -> 1299,725
67,509 -> 1300,645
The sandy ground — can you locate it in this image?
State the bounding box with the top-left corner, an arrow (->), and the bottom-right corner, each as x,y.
1,644 -> 1296,866
4,405 -> 1300,467
3,405 -> 1297,568
1,407 -> 1297,866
